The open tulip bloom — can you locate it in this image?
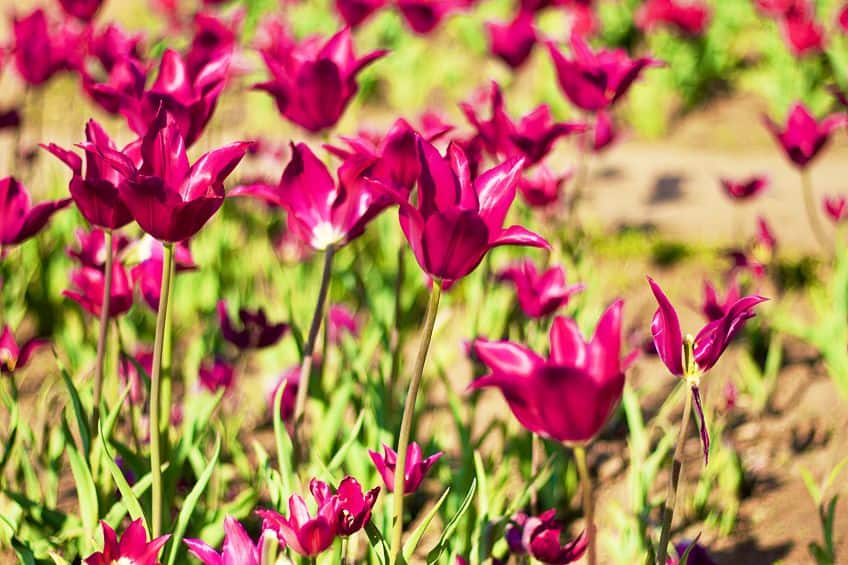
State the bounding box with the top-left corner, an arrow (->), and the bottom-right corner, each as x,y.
185,515 -> 274,565
498,259 -> 585,319
763,103 -> 847,169
257,485 -> 342,557
0,176 -> 72,255
647,276 -> 767,463
369,442 -> 442,494
505,509 -> 588,564
84,519 -> 170,565
0,325 -> 48,374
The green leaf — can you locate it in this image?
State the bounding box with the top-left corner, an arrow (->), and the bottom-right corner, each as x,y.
327,410 -> 365,472
99,421 -> 146,529
103,470 -> 156,527
364,520 -> 390,565
272,378 -> 293,496
66,421 -> 98,553
58,357 -> 91,456
402,488 -> 450,562
165,435 -> 221,565
426,479 -> 477,563
799,465 -> 822,505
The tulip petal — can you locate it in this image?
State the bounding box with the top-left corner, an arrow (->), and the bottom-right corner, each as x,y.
647,276 -> 685,376
691,385 -> 710,465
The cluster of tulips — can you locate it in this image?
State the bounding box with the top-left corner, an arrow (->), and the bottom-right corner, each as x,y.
6,0 -> 848,563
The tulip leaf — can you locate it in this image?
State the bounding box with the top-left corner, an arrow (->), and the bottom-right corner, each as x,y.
165,434 -> 221,565
364,520 -> 391,565
402,487 -> 450,563
99,421 -> 147,530
327,410 -> 365,472
426,479 -> 477,563
103,470 -> 156,527
0,402 -> 18,476
504,454 -> 558,517
272,378 -> 293,495
65,418 -> 98,554
48,552 -> 72,565
58,356 -> 91,456
101,386 -> 131,442
316,380 -> 354,459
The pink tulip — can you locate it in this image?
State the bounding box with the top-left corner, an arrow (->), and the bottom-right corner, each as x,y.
57,0 -> 104,22
119,347 -> 152,405
518,165 -> 573,208
0,325 -> 48,374
0,177 -> 71,254
217,300 -> 288,350
839,3 -> 848,34
12,9 -> 73,86
309,476 -> 379,536
131,237 -> 196,311
471,301 -> 634,443
701,278 -> 741,322
485,11 -> 537,69
198,356 -> 235,393
65,261 -> 134,318
369,442 -> 442,494
763,103 -> 846,169
66,228 -> 131,269
328,304 -> 360,344
635,0 -> 711,36
335,0 -> 387,27
498,260 -> 584,319
185,515 -> 274,565
506,509 -> 588,564
581,110 -> 617,153
267,366 -> 300,422
823,195 -> 848,223
781,12 -> 824,56
185,11 -> 243,77
396,0 -> 465,34
257,489 -> 341,557
84,519 -> 170,565
719,175 -> 769,201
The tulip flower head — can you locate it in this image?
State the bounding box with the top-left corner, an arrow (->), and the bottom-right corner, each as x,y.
84,518 -> 170,565
518,165 -> 573,208
763,103 -> 847,169
635,0 -> 711,36
720,175 -> 769,201
781,11 -> 824,57
369,442 -> 443,494
257,487 -> 342,557
582,110 -> 617,153
12,9 -> 73,86
648,276 -> 767,462
396,0 -> 465,34
1,177 -> 71,255
185,515 -> 274,565
0,326 -> 48,374
119,347 -> 153,405
310,476 -> 380,536
67,228 -> 131,269
701,278 -> 741,322
57,0 -> 104,22
386,137 -> 549,288
547,32 -> 662,112
498,260 -> 584,319
254,27 -> 387,133
131,237 -> 197,311
471,300 -> 634,444
335,0 -> 386,27
666,540 -> 717,565
485,11 -> 537,69
267,366 -> 300,422
64,260 -> 134,319
823,195 -> 848,224
505,509 -> 588,564
97,106 -> 250,242
198,356 -> 235,393
217,300 -> 288,350
328,304 -> 360,344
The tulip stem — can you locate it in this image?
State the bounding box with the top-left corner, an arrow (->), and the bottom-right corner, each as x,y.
90,229 -> 113,440
656,384 -> 693,565
149,242 -> 175,538
530,433 -> 542,513
573,445 -> 596,565
388,246 -> 406,425
293,244 -> 335,462
801,170 -> 831,252
389,279 -> 443,565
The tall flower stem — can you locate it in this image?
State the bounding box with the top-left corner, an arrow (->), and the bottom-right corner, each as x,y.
90,229 -> 114,437
149,242 -> 175,538
389,279 -> 443,564
292,245 -> 335,460
387,246 -> 406,425
801,169 -> 830,252
530,433 -> 542,513
656,384 -> 693,565
573,445 -> 596,565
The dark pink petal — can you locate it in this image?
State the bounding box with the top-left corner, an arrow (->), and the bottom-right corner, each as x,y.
647,276 -> 685,376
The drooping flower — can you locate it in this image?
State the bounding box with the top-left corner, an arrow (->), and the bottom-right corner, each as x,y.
328,304 -> 360,344
505,509 -> 588,564
97,106 -> 250,242
232,142 -> 387,251
647,276 -> 766,462
386,137 -> 549,288
547,32 -> 662,112
498,260 -> 584,319
257,489 -> 341,557
486,11 -> 537,69
763,103 -> 847,169
701,278 -> 741,322
518,165 -> 572,208
0,177 -> 71,253
43,119 -> 135,230
57,0 -> 104,22
368,442 -> 443,494
635,0 -> 711,36
84,518 -> 170,565
471,300 -> 634,443
198,356 -> 235,393
309,476 -> 379,536
0,325 -> 48,374
719,175 -> 769,201
824,195 -> 848,224
217,300 -> 288,350
185,515 -> 274,565
254,27 -> 387,133
65,261 -> 134,318
335,0 -> 386,27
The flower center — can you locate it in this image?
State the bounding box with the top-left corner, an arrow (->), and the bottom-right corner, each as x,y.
311,221 -> 344,250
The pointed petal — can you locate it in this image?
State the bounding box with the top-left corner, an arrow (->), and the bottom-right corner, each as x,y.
647,276 -> 685,376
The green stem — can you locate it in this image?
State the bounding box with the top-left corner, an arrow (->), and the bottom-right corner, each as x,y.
801,169 -> 831,252
656,385 -> 693,565
530,433 -> 542,514
387,246 -> 406,426
149,243 -> 175,538
389,279 -> 443,564
292,245 -> 335,462
90,229 -> 114,438
573,445 -> 596,565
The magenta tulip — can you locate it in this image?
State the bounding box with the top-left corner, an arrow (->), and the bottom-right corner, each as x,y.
84,519 -> 170,565
824,195 -> 848,223
0,177 -> 71,253
486,11 -> 537,69
57,0 -> 104,22
65,261 -> 134,318
267,365 -> 300,422
840,3 -> 848,34
507,509 -> 588,564
185,11 -> 243,77
547,32 -> 661,112
635,0 -> 711,36
369,442 -> 442,494
781,12 -> 824,57
131,237 -> 196,311
756,216 -> 778,254
185,515 -> 273,565
43,119 -> 135,230
198,356 -> 235,393
257,489 -> 341,557
84,57 -> 148,115
66,228 -> 130,269
498,260 -> 584,319
720,175 -> 769,201
763,103 -> 846,168
119,347 -> 152,405
12,9 -> 72,86
217,300 -> 288,350
336,0 -> 386,27
386,137 -> 549,288
396,0 -> 464,34
666,540 -> 717,565
328,304 -> 360,344
518,165 -> 572,208
0,325 -> 48,374
701,278 -> 741,322
97,106 -> 250,242
471,300 -> 633,443
310,476 -> 380,536
582,110 -> 617,153
254,27 -> 387,132
88,23 -> 144,72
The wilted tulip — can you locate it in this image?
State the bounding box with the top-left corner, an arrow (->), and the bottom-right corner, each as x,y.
84,519 -> 170,565
485,11 -> 537,69
0,177 -> 71,254
386,137 -> 549,288
254,27 -> 387,132
310,476 -> 380,536
720,175 -> 769,201
218,300 -> 288,350
471,300 -> 633,443
258,488 -> 342,557
518,165 -> 572,208
824,195 -> 848,223
0,325 -> 48,374
763,103 -> 846,169
498,260 -> 584,319
635,0 -> 711,36
369,442 -> 443,494
57,0 -> 104,22
185,515 -> 274,565
548,32 -> 661,112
